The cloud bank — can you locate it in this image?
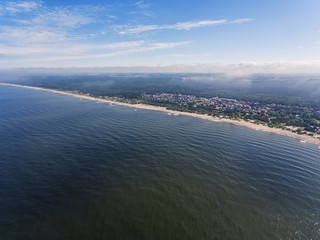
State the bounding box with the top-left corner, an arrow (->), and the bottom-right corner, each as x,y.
2,62 -> 320,75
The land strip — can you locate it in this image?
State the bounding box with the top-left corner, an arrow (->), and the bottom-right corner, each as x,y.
1,83 -> 319,145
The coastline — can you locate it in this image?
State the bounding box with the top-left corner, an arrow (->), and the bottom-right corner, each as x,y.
1,82 -> 319,145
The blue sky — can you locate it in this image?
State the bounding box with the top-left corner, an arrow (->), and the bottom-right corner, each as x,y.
0,0 -> 320,72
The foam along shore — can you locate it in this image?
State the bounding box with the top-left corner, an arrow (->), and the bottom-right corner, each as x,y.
1,83 -> 320,145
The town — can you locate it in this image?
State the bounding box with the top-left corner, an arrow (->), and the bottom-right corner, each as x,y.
143,93 -> 320,135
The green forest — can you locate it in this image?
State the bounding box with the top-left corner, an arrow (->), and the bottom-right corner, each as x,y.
3,73 -> 320,136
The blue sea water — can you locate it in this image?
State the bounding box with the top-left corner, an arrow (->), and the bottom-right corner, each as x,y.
0,85 -> 319,239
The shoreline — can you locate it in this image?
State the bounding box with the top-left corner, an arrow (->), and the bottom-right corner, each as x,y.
1,82 -> 319,145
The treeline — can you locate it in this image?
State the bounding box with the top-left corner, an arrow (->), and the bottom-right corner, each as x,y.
6,73 -> 320,108
4,73 -> 319,134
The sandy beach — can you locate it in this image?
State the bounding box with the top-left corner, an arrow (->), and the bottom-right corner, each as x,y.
1,83 -> 319,145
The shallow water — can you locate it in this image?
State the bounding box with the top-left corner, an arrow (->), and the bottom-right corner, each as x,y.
0,86 -> 319,239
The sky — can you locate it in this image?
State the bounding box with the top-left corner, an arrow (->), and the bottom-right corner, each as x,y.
0,0 -> 320,73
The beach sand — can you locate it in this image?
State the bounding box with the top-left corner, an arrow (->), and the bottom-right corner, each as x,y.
1,83 -> 319,145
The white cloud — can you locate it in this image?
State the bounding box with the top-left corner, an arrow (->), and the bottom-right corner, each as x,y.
5,1 -> 41,13
169,20 -> 227,30
0,1 -> 257,68
0,41 -> 191,67
96,41 -> 144,49
114,61 -> 320,74
3,62 -> 320,74
230,18 -> 254,24
118,24 -> 158,34
0,41 -> 145,56
0,0 -> 192,66
32,8 -> 93,28
135,1 -> 151,9
0,44 -> 53,55
155,62 -> 320,75
118,18 -> 252,34
47,41 -> 190,61
0,26 -> 68,44
61,41 -> 145,54
83,41 -> 189,60
130,41 -> 191,53
0,3 -> 102,50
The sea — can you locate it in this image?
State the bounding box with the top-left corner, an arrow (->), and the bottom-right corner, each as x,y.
0,85 -> 320,240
